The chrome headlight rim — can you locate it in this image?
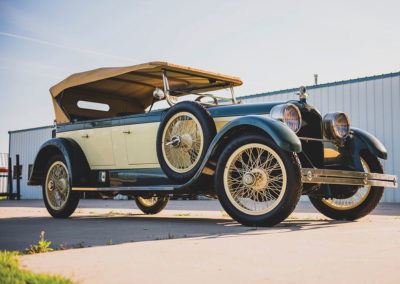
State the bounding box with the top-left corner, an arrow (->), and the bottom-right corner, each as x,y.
270,103 -> 302,133
323,112 -> 350,140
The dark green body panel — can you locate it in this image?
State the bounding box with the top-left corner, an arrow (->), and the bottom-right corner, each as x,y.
28,138 -> 91,187
350,128 -> 387,159
211,115 -> 302,153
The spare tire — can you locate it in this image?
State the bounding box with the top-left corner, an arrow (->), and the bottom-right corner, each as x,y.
156,101 -> 217,183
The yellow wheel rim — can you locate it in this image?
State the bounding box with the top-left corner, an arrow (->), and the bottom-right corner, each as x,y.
161,112 -> 204,173
137,196 -> 158,207
321,158 -> 371,210
45,161 -> 70,210
223,143 -> 287,215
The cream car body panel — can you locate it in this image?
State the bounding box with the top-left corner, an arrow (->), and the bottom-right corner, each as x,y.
124,122 -> 160,166
58,127 -> 115,168
213,116 -> 239,131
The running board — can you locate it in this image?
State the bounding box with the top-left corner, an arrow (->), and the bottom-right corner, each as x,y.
301,168 -> 398,188
72,185 -> 177,191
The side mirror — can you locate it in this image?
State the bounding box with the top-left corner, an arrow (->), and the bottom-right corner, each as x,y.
153,88 -> 165,100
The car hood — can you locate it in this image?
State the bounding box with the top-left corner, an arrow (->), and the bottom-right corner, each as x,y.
207,102 -> 285,118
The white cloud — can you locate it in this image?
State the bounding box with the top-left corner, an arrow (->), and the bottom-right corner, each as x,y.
0,31 -> 137,63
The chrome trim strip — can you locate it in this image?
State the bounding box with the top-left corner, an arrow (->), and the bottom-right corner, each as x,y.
72,186 -> 176,191
299,137 -> 334,143
301,168 -> 398,188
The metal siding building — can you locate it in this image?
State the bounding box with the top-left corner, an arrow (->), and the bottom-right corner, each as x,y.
8,126 -> 54,199
239,72 -> 400,202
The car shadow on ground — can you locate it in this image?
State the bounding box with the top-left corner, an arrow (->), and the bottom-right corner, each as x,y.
0,213 -> 347,252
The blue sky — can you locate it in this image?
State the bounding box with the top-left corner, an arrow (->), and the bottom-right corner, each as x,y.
0,0 -> 399,152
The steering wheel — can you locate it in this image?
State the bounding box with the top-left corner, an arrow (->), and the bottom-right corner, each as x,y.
195,95 -> 218,105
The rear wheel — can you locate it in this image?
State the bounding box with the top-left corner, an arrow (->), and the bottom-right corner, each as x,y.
309,153 -> 384,220
215,134 -> 302,227
42,155 -> 80,218
135,195 -> 169,214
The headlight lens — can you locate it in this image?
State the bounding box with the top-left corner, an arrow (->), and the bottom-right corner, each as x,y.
323,112 -> 350,140
271,104 -> 302,133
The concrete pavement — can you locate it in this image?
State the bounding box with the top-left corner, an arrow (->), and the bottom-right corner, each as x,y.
1,199 -> 399,283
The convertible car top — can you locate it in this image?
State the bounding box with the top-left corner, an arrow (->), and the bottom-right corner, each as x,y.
50,61 -> 243,123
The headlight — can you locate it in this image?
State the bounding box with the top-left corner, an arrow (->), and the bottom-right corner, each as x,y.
323,112 -> 350,140
271,104 -> 302,133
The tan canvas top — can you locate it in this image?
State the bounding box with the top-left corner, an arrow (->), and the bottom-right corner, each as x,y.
50,61 -> 242,123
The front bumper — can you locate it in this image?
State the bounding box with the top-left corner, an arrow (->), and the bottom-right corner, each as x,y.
301,168 -> 398,188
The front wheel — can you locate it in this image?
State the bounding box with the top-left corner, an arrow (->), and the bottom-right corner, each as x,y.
215,134 -> 302,227
135,195 -> 169,214
308,153 -> 384,220
42,155 -> 80,218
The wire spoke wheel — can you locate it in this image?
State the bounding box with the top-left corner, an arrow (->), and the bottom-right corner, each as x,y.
309,153 -> 385,221
45,161 -> 71,211
321,158 -> 371,210
223,143 -> 287,215
161,112 -> 204,173
135,195 -> 169,214
136,196 -> 159,207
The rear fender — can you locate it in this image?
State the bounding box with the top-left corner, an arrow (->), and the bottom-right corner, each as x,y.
28,138 -> 90,187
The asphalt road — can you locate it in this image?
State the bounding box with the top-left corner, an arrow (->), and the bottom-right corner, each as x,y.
1,199 -> 400,283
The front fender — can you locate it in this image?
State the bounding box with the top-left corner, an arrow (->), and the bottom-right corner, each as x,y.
28,138 -> 90,186
213,115 -> 302,153
350,128 -> 387,160
176,115 -> 302,190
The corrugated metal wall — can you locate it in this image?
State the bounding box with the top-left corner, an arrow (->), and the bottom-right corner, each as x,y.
9,127 -> 53,199
241,73 -> 400,202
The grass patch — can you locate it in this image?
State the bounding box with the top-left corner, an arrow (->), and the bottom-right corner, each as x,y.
24,231 -> 53,255
287,216 -> 299,220
173,213 -> 191,216
304,215 -> 328,221
106,210 -> 127,215
220,210 -> 230,217
106,240 -> 113,245
0,250 -> 73,284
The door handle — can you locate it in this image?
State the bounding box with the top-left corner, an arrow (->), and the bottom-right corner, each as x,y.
82,134 -> 89,138
123,130 -> 131,134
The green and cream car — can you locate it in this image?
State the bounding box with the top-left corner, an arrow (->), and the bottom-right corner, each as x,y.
28,62 -> 397,226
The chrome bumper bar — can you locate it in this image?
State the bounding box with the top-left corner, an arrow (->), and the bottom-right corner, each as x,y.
301,168 -> 398,188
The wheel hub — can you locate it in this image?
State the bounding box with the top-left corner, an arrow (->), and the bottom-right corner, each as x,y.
180,133 -> 193,149
243,168 -> 268,191
167,135 -> 181,147
59,178 -> 67,192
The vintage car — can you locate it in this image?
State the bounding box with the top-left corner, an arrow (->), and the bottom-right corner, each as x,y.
28,62 -> 397,226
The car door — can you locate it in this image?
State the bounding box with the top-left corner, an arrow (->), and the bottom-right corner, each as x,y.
82,127 -> 116,168
123,122 -> 160,167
